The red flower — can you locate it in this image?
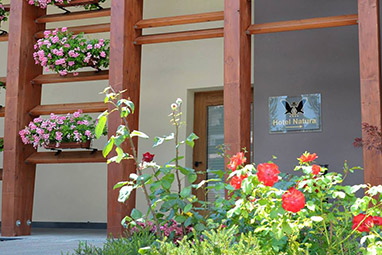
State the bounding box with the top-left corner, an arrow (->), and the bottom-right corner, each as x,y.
228,152 -> 246,171
298,152 -> 318,163
230,174 -> 248,190
142,152 -> 155,162
312,165 -> 321,175
282,188 -> 306,213
352,214 -> 374,232
257,163 -> 280,187
373,216 -> 382,226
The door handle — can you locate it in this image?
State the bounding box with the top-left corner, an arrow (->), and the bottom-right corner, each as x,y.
194,161 -> 202,167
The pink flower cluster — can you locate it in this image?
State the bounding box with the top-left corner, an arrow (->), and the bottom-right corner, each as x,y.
33,28 -> 110,76
19,110 -> 100,149
0,2 -> 9,23
131,220 -> 193,243
27,0 -> 106,10
27,0 -> 71,9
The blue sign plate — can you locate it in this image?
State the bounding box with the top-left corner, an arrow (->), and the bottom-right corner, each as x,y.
269,93 -> 321,133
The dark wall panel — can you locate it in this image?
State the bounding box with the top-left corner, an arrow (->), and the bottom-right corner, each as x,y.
253,0 -> 363,185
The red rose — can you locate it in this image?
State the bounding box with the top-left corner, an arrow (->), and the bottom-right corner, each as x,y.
352,214 -> 374,232
257,163 -> 280,187
230,174 -> 248,190
312,165 -> 321,175
298,152 -> 318,163
142,152 -> 155,162
228,152 -> 246,171
282,188 -> 305,213
373,216 -> 382,226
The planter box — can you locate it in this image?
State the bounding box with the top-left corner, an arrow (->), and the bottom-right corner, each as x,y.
55,0 -> 99,7
44,140 -> 91,149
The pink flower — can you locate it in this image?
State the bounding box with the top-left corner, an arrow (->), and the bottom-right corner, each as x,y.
68,61 -> 75,67
58,70 -> 68,76
73,111 -> 81,118
55,132 -> 63,141
87,44 -> 93,50
55,59 -> 66,66
61,27 -> 68,32
85,130 -> 92,137
73,72 -> 79,76
100,51 -> 106,58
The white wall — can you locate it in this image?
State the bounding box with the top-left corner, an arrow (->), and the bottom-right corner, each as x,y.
0,0 -> 224,222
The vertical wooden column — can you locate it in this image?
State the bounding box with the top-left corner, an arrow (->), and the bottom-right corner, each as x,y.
224,0 -> 252,160
108,0 -> 143,237
358,0 -> 382,186
1,1 -> 45,236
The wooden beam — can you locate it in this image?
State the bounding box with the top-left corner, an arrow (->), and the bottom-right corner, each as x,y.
135,11 -> 224,29
134,28 -> 223,45
247,14 -> 358,35
108,0 -> 143,237
2,2 -> 46,237
29,102 -> 106,116
32,70 -> 108,85
358,0 -> 382,186
25,151 -> 106,164
35,8 -> 111,24
35,23 -> 110,39
224,0 -> 252,165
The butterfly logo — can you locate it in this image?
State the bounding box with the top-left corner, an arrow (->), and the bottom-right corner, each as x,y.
280,99 -> 307,117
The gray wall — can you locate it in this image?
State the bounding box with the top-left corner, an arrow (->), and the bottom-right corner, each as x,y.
253,0 -> 364,185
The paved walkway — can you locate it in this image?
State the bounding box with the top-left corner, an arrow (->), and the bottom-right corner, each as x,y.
0,228 -> 106,255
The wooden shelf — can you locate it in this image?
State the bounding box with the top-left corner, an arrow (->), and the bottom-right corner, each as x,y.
0,34 -> 8,42
32,70 -> 108,85
25,151 -> 106,164
35,23 -> 110,39
134,27 -> 224,45
29,102 -> 106,116
135,11 -> 224,29
35,8 -> 111,24
247,14 -> 358,35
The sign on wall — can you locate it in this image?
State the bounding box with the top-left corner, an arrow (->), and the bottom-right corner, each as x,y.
269,93 -> 321,133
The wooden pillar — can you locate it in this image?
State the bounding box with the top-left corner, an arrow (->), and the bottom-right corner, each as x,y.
108,0 -> 143,237
358,0 -> 382,186
1,1 -> 45,236
224,0 -> 252,160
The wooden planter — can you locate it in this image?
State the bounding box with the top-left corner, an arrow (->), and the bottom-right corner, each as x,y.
44,140 -> 91,149
55,0 -> 99,8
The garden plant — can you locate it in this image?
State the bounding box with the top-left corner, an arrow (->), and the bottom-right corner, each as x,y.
19,110 -> 106,149
90,89 -> 382,254
34,27 -> 109,76
27,0 -> 106,10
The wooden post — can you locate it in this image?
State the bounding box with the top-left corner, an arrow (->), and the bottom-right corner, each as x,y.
1,1 -> 45,236
224,0 -> 252,161
358,0 -> 382,186
108,0 -> 143,237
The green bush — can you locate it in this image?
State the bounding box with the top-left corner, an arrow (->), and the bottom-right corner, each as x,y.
147,226 -> 283,255
66,230 -> 156,255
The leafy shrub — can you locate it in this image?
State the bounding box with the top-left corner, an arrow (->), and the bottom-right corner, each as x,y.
0,1 -> 8,25
67,229 -> 156,255
27,0 -> 106,10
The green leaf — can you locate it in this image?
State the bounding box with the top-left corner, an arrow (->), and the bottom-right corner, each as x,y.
131,130 -> 149,139
281,221 -> 293,235
180,186 -> 192,198
188,173 -> 197,183
131,208 -> 142,220
114,181 -> 129,190
95,111 -> 107,139
153,133 -> 174,147
175,215 -> 187,224
161,173 -> 175,190
184,203 -> 192,213
118,185 -> 134,202
306,201 -> 316,211
194,223 -> 205,232
215,182 -> 225,191
102,138 -> 114,157
185,133 -> 199,148
116,147 -> 124,163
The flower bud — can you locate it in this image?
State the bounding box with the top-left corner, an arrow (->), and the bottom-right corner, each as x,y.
176,98 -> 183,105
171,103 -> 178,110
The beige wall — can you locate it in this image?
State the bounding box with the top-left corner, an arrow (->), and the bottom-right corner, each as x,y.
0,0 -> 224,222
